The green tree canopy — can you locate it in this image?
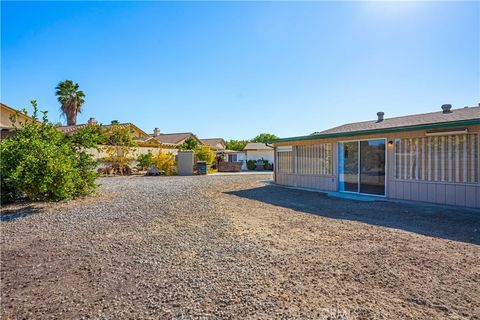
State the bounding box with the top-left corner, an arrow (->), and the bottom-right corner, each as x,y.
225,139 -> 248,151
179,137 -> 198,150
251,133 -> 279,143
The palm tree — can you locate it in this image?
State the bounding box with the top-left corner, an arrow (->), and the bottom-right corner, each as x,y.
55,80 -> 85,126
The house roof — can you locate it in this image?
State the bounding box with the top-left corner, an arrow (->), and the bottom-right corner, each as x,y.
200,138 -> 225,149
243,142 -> 273,150
57,122 -> 149,137
150,132 -> 200,145
273,105 -> 480,143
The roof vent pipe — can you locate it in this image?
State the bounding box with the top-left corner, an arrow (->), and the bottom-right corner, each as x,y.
376,112 -> 384,122
441,104 -> 452,113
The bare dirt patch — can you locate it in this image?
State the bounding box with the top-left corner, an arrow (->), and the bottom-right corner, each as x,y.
1,175 -> 479,319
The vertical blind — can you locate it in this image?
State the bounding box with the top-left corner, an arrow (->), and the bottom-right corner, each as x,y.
277,151 -> 293,173
276,143 -> 333,175
394,134 -> 479,183
295,143 -> 333,175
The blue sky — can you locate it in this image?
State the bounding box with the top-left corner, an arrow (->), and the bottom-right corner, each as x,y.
2,1 -> 479,140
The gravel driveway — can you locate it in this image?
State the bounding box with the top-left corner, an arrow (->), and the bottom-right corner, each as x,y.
1,174 -> 479,319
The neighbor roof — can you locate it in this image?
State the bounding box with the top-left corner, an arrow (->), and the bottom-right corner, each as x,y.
57,122 -> 148,137
200,138 -> 225,149
273,106 -> 480,143
243,142 -> 273,150
150,132 -> 199,145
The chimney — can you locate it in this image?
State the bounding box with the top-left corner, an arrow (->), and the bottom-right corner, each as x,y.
153,128 -> 160,136
87,117 -> 97,125
441,104 -> 452,113
376,112 -> 384,122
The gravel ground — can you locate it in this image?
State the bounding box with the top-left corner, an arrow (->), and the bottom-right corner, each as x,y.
1,174 -> 480,319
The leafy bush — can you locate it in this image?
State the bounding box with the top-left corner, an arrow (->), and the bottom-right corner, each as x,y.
263,160 -> 270,170
153,151 -> 176,175
137,151 -> 155,170
0,101 -> 100,203
195,145 -> 216,165
101,124 -> 137,174
247,160 -> 256,170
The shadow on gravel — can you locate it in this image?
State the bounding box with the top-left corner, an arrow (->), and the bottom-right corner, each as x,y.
225,185 -> 480,245
1,205 -> 43,222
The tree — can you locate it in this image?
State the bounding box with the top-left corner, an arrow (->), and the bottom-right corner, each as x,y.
55,80 -> 85,126
251,133 -> 279,143
178,137 -> 198,150
225,139 -> 248,151
195,145 -> 216,165
1,100 -> 99,203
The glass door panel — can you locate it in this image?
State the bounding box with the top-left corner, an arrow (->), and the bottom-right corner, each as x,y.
338,142 -> 359,192
359,140 -> 386,195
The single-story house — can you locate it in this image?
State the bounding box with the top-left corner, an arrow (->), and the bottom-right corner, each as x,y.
271,104 -> 480,208
243,142 -> 274,164
58,119 -> 163,158
150,128 -> 203,152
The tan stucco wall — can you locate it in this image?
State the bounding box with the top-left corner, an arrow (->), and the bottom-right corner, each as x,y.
1,105 -> 35,129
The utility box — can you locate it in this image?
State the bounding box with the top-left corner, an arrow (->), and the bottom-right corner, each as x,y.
177,151 -> 194,176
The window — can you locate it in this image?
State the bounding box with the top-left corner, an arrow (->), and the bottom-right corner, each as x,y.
295,143 -> 333,175
277,146 -> 293,173
228,154 -> 238,162
394,134 -> 479,183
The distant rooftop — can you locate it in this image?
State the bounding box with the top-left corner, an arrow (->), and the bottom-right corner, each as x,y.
243,142 -> 273,150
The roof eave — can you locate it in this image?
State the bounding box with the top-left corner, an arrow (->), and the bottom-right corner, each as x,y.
270,119 -> 480,143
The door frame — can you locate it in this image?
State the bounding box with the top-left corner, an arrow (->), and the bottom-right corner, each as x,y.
337,138 -> 387,197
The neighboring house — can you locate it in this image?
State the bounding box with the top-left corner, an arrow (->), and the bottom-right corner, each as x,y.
58,119 -> 163,158
150,128 -> 203,152
1,102 -> 41,139
243,142 -> 274,164
272,104 -> 480,208
200,138 -> 226,151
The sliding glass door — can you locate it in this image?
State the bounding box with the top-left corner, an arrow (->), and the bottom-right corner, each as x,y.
338,139 -> 386,196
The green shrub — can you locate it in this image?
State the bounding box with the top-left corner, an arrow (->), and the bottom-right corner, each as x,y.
195,145 -> 216,165
137,151 -> 154,170
0,101 -> 100,203
247,160 -> 256,170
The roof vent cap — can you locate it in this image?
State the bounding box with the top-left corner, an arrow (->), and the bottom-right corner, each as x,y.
441,104 -> 452,113
87,117 -> 97,125
376,112 -> 384,122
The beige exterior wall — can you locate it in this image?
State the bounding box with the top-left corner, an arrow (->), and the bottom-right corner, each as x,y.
1,104 -> 37,129
274,125 -> 480,208
245,150 -> 274,163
